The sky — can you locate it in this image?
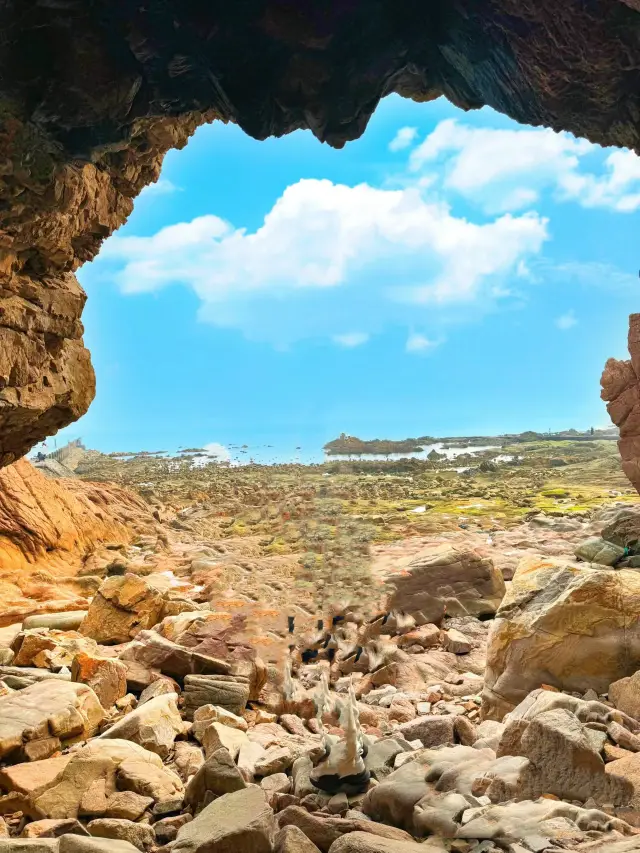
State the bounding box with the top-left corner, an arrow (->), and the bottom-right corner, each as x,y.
49,93 -> 640,462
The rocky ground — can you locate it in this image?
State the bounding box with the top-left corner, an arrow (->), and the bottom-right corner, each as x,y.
1,439 -> 640,851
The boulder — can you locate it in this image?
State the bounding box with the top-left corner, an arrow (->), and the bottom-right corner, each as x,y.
172,787 -> 275,853
59,837 -> 141,853
395,715 -> 456,748
104,791 -> 153,821
192,704 -> 247,738
21,820 -> 88,839
483,556 -> 640,718
477,690 -> 633,805
33,740 -> 181,818
12,630 -> 98,670
601,506 -> 640,548
275,826 -> 322,853
277,806 -> 415,852
441,629 -> 472,655
0,757 -> 71,797
385,545 -> 505,624
201,722 -> 249,760
574,537 -> 624,566
329,831 -> 446,853
23,613 -> 87,632
169,742 -> 205,783
185,748 -> 247,809
87,819 -> 154,852
119,631 -> 231,681
610,671 -> 640,720
80,576 -> 164,645
0,681 -> 104,761
183,674 -> 250,718
97,694 -> 182,759
72,653 -> 128,709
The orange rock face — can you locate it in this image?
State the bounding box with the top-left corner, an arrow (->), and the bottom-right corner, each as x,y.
0,459 -> 155,624
601,314 -> 640,493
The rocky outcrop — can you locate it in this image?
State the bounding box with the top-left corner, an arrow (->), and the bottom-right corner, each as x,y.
602,314 -> 640,494
1,4 -> 640,458
483,555 -> 640,719
0,459 -> 156,625
385,545 -> 505,624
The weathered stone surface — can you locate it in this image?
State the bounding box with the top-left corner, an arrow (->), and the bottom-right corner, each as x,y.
97,694 -> 183,758
478,690 -> 633,805
72,653 -> 128,709
603,316 -> 640,495
395,715 -> 456,748
185,748 -> 247,809
104,791 -> 153,821
610,671 -> 640,720
0,680 -> 104,760
23,614 -> 87,632
201,722 -> 249,761
277,806 -> 415,852
483,556 -> 640,718
329,832 -> 446,853
574,537 -> 624,566
385,545 -> 505,624
80,576 -> 164,645
0,756 -> 71,797
173,787 -> 274,853
183,674 -> 250,718
87,819 -> 155,852
119,631 -> 231,681
275,825 -> 322,853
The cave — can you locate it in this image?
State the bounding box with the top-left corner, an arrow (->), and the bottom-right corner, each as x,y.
1,0 -> 640,472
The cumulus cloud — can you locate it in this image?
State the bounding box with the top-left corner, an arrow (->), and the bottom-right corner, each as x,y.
98,178 -> 547,346
332,332 -> 369,347
406,333 -> 439,353
555,311 -> 578,330
408,119 -> 640,213
389,127 -> 418,152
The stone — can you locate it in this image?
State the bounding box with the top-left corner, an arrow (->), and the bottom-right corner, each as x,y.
262,773 -> 292,805
120,631 -> 231,681
0,756 -> 71,797
104,791 -> 153,821
170,742 -> 205,783
255,747 -> 296,777
442,629 -> 472,655
237,741 -> 267,782
385,545 -> 505,624
277,806 -> 416,853
58,837 -> 141,853
609,720 -> 640,752
154,815 -> 193,845
574,537 -> 625,566
606,752 -> 640,809
12,630 -> 97,670
185,748 -> 247,809
72,653 -> 128,709
478,689 -> 633,805
329,831 -> 446,853
138,676 -> 178,704
21,821 -> 88,839
23,613 -> 87,632
87,819 -> 155,852
117,758 -> 184,803
192,704 -> 247,738
610,671 -> 640,720
601,506 -> 640,548
80,576 -> 164,645
183,674 -> 250,718
275,825 -> 322,853
363,739 -> 407,781
201,721 -> 249,761
397,625 -> 441,650
454,715 -> 478,746
395,716 -> 456,748
483,556 -> 640,719
0,681 -> 104,761
172,787 -> 275,853
97,694 -> 183,758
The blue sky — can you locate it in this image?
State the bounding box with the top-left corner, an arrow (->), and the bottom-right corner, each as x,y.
50,94 -> 640,462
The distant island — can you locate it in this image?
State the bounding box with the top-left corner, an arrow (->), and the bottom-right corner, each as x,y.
324,427 -> 618,457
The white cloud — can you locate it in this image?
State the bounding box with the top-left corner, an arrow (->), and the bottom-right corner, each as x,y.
389,127 -> 418,152
555,310 -> 578,330
97,178 -> 547,344
332,332 -> 369,347
140,178 -> 181,196
408,119 -> 640,214
552,261 -> 637,292
406,333 -> 439,353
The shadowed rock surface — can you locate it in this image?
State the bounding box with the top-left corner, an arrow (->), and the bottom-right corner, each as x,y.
1,1 -> 640,462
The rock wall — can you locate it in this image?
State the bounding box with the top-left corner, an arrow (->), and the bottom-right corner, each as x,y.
601,314 -> 640,493
2,1 -> 640,460
0,459 -> 155,624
